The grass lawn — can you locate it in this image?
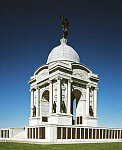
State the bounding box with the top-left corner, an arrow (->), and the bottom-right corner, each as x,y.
0,142 -> 122,150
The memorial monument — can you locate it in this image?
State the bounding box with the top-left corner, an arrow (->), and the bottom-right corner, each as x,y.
0,15 -> 122,143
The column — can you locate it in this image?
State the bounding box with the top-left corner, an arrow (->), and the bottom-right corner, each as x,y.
99,129 -> 100,139
86,85 -> 90,116
84,128 -> 85,139
6,130 -> 8,138
57,78 -> 61,113
94,87 -> 98,117
36,87 -> 40,117
91,90 -> 93,108
92,129 -> 93,139
49,81 -> 53,114
67,79 -> 71,114
88,129 -> 89,139
117,130 -> 118,139
80,128 -> 81,139
32,128 -> 33,139
31,90 -> 34,117
3,130 -> 5,138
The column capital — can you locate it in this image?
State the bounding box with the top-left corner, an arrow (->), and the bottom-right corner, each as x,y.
94,87 -> 99,90
86,85 -> 91,88
56,76 -> 62,80
68,79 -> 73,83
48,80 -> 53,84
36,86 -> 40,90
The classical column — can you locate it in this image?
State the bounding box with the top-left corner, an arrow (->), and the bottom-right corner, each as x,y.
86,85 -> 90,116
49,81 -> 53,114
3,130 -> 5,138
67,79 -> 71,114
36,87 -> 40,117
31,89 -> 34,117
94,87 -> 98,117
57,78 -> 61,113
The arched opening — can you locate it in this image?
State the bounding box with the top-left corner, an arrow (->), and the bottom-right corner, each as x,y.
41,90 -> 49,122
71,89 -> 82,125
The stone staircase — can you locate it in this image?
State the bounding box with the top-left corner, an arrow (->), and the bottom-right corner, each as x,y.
11,130 -> 25,141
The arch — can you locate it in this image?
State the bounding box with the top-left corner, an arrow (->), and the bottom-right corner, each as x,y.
72,86 -> 85,100
41,90 -> 49,117
71,89 -> 82,125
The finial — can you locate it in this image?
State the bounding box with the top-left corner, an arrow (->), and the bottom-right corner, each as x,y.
60,13 -> 70,38
60,37 -> 67,44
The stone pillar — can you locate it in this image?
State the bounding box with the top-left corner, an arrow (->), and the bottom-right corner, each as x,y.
90,89 -> 93,108
67,79 -> 71,114
57,78 -> 61,113
94,88 -> 98,117
49,81 -> 53,114
3,130 -> 5,138
36,87 -> 40,117
86,85 -> 90,116
31,89 -> 34,117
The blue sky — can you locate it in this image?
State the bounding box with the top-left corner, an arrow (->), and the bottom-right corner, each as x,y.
0,0 -> 121,128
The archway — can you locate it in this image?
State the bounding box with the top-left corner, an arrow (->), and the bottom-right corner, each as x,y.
41,90 -> 49,119
71,89 -> 82,125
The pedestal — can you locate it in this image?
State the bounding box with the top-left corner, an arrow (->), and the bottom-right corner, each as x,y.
48,113 -> 73,125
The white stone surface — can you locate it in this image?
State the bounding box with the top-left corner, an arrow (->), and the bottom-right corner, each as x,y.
47,38 -> 80,64
28,38 -> 100,127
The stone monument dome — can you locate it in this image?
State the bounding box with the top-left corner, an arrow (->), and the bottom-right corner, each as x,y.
47,38 -> 80,64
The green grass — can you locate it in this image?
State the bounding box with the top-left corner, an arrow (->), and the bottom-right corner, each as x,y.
0,142 -> 122,150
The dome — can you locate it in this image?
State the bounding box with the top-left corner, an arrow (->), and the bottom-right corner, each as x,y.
47,38 -> 80,64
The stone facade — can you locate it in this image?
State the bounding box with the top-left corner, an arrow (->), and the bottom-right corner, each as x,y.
28,38 -> 99,127
1,38 -> 121,143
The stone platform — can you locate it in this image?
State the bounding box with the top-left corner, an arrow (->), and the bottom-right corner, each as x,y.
0,125 -> 122,143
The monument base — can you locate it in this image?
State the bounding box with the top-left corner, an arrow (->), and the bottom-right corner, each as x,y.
29,117 -> 42,126
83,116 -> 98,127
48,113 -> 73,125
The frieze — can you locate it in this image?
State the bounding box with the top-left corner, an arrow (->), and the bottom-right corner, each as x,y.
72,69 -> 88,80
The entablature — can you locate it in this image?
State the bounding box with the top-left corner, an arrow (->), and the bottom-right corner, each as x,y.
48,61 -> 72,73
72,63 -> 91,73
34,64 -> 48,75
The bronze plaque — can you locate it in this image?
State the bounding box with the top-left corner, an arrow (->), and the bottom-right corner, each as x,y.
63,127 -> 66,139
77,117 -> 79,124
89,129 -> 92,139
36,128 -> 38,139
81,128 -> 84,139
85,128 -> 88,139
93,129 -> 95,139
57,127 -> 61,139
80,116 -> 82,124
97,129 -> 99,139
77,128 -> 80,139
33,128 -> 35,139
67,128 -> 71,139
72,128 -> 76,139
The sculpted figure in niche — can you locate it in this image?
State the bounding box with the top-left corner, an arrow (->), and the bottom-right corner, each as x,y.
89,105 -> 93,116
61,101 -> 66,113
53,101 -> 56,113
32,105 -> 36,117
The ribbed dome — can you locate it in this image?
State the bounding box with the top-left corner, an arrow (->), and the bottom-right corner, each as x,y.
47,38 -> 80,64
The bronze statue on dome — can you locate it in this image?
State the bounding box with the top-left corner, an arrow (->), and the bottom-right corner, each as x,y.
60,13 -> 70,38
